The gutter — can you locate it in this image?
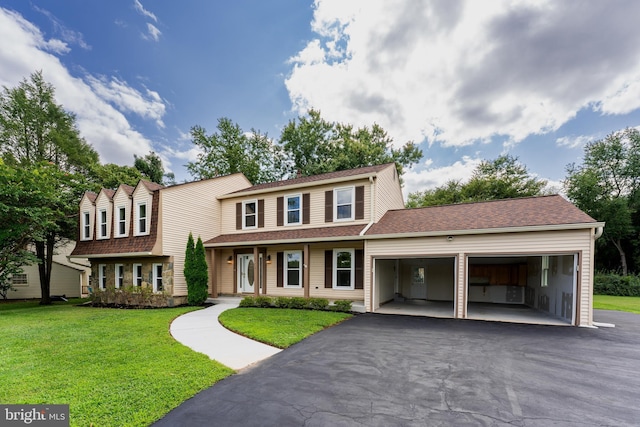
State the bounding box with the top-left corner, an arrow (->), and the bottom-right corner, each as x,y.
594,226 -> 604,240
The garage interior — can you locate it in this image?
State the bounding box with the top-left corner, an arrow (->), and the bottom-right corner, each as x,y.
375,255 -> 577,325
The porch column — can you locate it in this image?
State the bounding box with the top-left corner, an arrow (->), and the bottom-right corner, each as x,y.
208,249 -> 218,298
303,244 -> 310,298
254,246 -> 259,297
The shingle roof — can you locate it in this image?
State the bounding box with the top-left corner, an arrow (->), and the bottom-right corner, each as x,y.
230,163 -> 394,194
366,195 -> 598,236
83,191 -> 97,203
97,188 -> 116,200
117,184 -> 135,195
140,180 -> 164,192
205,224 -> 367,246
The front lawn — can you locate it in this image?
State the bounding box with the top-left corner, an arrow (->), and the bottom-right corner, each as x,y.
593,295 -> 640,314
218,307 -> 352,348
0,300 -> 233,426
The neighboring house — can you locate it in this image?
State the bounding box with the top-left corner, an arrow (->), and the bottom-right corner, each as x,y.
71,163 -> 604,326
8,240 -> 90,299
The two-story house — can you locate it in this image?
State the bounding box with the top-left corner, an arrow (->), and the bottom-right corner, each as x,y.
72,163 -> 603,326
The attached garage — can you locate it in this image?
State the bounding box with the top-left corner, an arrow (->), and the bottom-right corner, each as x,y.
363,196 -> 604,327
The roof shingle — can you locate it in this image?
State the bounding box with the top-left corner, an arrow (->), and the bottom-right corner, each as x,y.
205,224 -> 367,246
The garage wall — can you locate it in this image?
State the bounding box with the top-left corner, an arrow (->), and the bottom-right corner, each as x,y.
375,259 -> 396,304
426,259 -> 455,301
365,228 -> 595,325
527,255 -> 575,321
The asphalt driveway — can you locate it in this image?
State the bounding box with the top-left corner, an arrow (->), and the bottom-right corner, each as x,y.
154,310 -> 640,426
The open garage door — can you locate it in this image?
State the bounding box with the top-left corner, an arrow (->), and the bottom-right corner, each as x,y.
467,255 -> 577,325
374,257 -> 456,318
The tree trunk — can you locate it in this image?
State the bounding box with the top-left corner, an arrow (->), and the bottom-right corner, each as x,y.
611,238 -> 628,276
36,234 -> 54,305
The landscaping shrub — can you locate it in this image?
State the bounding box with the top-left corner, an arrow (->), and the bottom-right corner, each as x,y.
274,296 -> 290,308
594,273 -> 640,296
306,298 -> 329,310
288,297 -> 307,309
332,300 -> 353,312
254,296 -> 273,307
239,296 -> 256,307
89,286 -> 174,308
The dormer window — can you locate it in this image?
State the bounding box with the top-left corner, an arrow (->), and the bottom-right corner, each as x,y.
136,202 -> 148,235
82,211 -> 91,240
98,209 -> 108,239
116,206 -> 127,237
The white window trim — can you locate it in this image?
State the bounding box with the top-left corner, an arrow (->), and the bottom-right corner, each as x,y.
133,263 -> 143,287
284,250 -> 302,288
135,201 -> 149,236
333,249 -> 355,290
82,211 -> 91,241
98,209 -> 108,239
334,186 -> 355,222
243,199 -> 258,230
11,273 -> 28,286
285,194 -> 302,226
115,206 -> 127,238
115,264 -> 124,289
99,264 -> 107,290
152,263 -> 163,293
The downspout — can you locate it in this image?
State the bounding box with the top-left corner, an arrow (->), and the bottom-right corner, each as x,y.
594,226 -> 603,240
360,176 -> 376,236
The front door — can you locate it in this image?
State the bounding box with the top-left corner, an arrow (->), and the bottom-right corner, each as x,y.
238,254 -> 255,293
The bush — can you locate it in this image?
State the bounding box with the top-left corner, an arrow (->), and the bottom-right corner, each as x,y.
254,296 -> 273,307
274,297 -> 290,308
332,300 -> 352,312
594,273 -> 640,296
239,296 -> 256,307
306,298 -> 329,310
288,297 -> 307,309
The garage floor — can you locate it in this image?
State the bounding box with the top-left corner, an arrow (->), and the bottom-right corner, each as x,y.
376,300 -> 569,326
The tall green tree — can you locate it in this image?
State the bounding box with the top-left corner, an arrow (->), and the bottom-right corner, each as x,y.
280,109 -> 423,179
89,163 -> 142,190
184,232 -> 196,305
407,155 -> 547,208
184,235 -> 208,306
187,118 -> 286,184
134,151 -> 169,185
0,71 -> 98,304
564,128 -> 640,275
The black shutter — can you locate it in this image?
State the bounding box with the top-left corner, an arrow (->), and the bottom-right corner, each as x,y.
355,186 -> 365,220
325,190 -> 333,223
325,250 -> 333,288
355,249 -> 364,289
277,252 -> 283,287
301,251 -> 305,288
258,199 -> 265,228
236,203 -> 242,230
277,197 -> 284,227
303,193 -> 310,224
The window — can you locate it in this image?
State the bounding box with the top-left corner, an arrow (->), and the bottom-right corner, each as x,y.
541,256 -> 549,287
133,264 -> 143,287
243,200 -> 257,229
284,251 -> 302,288
137,202 -> 148,235
82,211 -> 91,240
98,209 -> 108,239
115,264 -> 124,288
11,273 -> 28,286
334,187 -> 354,221
116,206 -> 126,237
153,263 -> 163,292
333,249 -> 354,289
285,195 -> 301,225
99,264 -> 107,290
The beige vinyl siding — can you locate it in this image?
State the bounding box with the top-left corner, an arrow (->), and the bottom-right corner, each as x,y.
112,188 -> 132,238
9,262 -> 81,299
95,192 -> 113,240
374,165 -> 405,222
160,175 -> 251,296
365,228 -> 595,325
79,196 -> 95,240
220,179 -> 372,234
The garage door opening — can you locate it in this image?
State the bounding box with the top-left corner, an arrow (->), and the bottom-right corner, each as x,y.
374,257 -> 456,318
467,255 -> 577,325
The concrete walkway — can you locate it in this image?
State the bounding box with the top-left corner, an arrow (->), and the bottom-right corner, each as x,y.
169,298 -> 281,371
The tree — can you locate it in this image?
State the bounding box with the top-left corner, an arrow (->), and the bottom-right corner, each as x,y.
187,118 -> 287,184
564,128 -> 640,275
407,155 -> 547,207
184,232 -> 196,305
280,109 -> 423,179
0,71 -> 99,304
89,163 -> 142,190
134,151 -> 168,185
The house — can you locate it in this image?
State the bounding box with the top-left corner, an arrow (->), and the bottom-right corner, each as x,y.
8,240 -> 90,299
71,163 -> 603,326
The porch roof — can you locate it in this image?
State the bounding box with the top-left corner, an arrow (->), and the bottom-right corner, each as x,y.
204,224 -> 367,247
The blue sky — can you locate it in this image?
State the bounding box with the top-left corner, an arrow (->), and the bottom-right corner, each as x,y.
2,1 -> 640,196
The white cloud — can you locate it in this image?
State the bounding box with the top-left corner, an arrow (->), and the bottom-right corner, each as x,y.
403,156 -> 482,195
145,23 -> 161,42
0,7 -> 164,165
133,0 -> 157,23
286,0 -> 640,149
33,5 -> 91,50
556,134 -> 595,149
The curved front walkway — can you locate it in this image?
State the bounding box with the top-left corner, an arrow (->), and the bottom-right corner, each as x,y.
169,298 -> 281,371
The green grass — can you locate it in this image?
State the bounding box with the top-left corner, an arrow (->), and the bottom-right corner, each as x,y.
593,295 -> 640,314
218,307 -> 352,348
0,299 -> 233,426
